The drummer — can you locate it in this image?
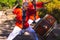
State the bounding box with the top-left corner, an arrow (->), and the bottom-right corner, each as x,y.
27,0 -> 51,28
27,0 -> 44,28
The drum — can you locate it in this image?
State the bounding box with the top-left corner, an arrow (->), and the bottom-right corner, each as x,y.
43,14 -> 56,25
34,14 -> 56,37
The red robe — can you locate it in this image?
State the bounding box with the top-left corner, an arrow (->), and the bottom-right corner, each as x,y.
27,2 -> 44,20
13,8 -> 29,29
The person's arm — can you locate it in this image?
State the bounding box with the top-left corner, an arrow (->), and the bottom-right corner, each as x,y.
36,2 -> 44,8
36,1 -> 51,8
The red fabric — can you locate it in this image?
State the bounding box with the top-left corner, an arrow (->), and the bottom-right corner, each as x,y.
28,2 -> 44,9
26,2 -> 42,20
23,22 -> 29,29
26,8 -> 36,15
28,2 -> 33,9
13,8 -> 29,29
13,8 -> 22,21
36,2 -> 44,8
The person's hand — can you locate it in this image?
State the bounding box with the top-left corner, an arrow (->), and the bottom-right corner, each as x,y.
30,22 -> 36,28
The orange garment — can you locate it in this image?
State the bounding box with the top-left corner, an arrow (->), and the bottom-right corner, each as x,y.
13,8 -> 29,29
26,8 -> 40,20
29,11 -> 40,20
27,2 -> 44,20
28,2 -> 44,9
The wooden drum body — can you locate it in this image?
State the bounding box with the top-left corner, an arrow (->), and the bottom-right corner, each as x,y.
34,14 -> 56,37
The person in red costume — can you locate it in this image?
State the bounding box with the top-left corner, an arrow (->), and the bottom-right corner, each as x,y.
27,1 -> 43,28
7,2 -> 38,40
27,0 -> 51,28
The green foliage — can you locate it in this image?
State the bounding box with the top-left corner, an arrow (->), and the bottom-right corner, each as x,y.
38,0 -> 60,23
0,0 -> 22,9
51,8 -> 60,23
39,8 -> 48,18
